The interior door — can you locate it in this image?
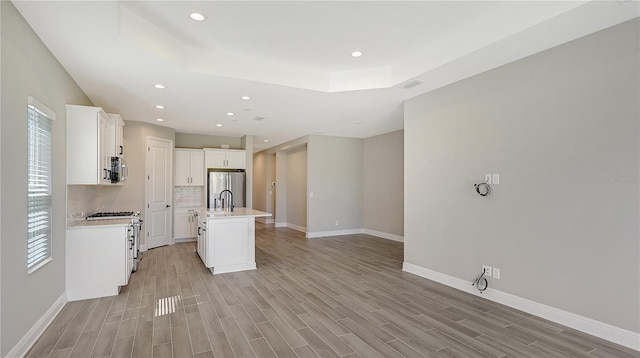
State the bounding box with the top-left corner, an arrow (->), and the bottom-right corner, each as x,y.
146,138 -> 172,249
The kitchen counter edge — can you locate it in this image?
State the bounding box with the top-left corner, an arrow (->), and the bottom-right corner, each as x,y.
197,208 -> 272,219
67,219 -> 132,229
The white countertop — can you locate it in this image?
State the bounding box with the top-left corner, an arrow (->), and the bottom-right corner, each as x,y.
67,218 -> 131,229
198,207 -> 271,219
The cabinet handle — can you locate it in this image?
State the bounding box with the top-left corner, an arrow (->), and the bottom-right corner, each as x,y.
198,227 -> 201,235
103,168 -> 108,179
119,145 -> 124,155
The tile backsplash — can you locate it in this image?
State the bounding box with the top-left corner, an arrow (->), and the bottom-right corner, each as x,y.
66,185 -> 122,222
174,186 -> 205,207
67,185 -> 205,224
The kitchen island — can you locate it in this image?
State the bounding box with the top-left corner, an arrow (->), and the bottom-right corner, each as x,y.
196,208 -> 271,274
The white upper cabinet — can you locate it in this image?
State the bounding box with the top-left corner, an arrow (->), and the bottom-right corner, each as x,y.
67,105 -> 116,185
175,149 -> 204,186
109,113 -> 125,157
205,149 -> 246,169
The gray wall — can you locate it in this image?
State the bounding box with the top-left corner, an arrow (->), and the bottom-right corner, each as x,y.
254,133 -> 404,236
362,130 -> 404,237
286,145 -> 308,229
175,132 -> 241,149
404,19 -> 639,332
253,152 -> 267,212
307,135 -> 363,233
0,2 -> 92,354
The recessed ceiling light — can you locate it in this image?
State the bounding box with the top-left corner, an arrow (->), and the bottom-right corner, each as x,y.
216,123 -> 223,127
263,139 -> 269,143
153,84 -> 166,89
155,105 -> 165,109
190,13 -> 207,21
156,118 -> 164,122
241,96 -> 251,100
226,112 -> 235,116
351,51 -> 363,57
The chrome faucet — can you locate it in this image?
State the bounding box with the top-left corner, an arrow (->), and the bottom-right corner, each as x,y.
219,190 -> 234,212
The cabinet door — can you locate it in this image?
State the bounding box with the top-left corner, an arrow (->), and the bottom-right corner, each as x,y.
225,150 -> 246,169
188,212 -> 198,237
115,117 -> 125,157
205,150 -> 227,169
98,113 -> 112,184
175,150 -> 191,186
190,151 -> 205,185
210,218 -> 249,266
174,211 -> 191,239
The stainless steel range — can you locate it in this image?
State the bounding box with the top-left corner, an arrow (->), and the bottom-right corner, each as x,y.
86,211 -> 136,220
86,211 -> 142,271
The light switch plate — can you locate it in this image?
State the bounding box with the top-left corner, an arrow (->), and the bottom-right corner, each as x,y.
492,173 -> 500,185
485,174 -> 492,184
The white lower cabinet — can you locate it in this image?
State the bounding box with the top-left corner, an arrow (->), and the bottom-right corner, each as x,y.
201,216 -> 256,274
196,213 -> 207,265
174,209 -> 197,240
66,224 -> 132,301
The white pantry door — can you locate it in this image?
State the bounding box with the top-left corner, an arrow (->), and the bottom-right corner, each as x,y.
146,137 -> 172,249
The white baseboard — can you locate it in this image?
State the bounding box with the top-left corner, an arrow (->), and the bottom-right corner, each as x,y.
285,223 -> 307,233
266,218 -> 275,224
274,222 -> 286,228
362,229 -> 404,242
306,229 -> 364,238
7,293 -> 67,357
402,262 -> 640,351
174,237 -> 196,243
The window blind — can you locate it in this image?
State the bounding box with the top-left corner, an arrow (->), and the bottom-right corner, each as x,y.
27,97 -> 55,272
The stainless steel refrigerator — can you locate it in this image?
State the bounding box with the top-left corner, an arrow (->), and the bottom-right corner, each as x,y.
207,169 -> 246,209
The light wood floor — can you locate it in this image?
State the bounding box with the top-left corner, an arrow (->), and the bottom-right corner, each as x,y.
28,223 -> 637,358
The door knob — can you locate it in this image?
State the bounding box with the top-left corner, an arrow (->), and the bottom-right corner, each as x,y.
166,204 -> 171,208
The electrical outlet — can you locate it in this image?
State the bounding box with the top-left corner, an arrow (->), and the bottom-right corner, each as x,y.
335,220 -> 339,226
482,265 -> 492,277
493,267 -> 501,279
492,173 -> 500,185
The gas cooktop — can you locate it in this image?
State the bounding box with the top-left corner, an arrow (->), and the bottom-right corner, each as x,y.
86,211 -> 135,220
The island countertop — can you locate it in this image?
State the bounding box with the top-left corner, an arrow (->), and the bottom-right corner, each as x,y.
197,207 -> 272,219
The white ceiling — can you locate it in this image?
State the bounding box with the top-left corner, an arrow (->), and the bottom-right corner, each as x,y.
12,1 -> 639,151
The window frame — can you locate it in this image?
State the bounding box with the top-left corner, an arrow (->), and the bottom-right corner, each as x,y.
27,96 -> 55,274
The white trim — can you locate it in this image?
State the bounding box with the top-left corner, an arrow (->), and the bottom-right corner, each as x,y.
285,223 -> 306,233
211,262 -> 256,275
174,237 -> 196,243
402,262 -> 640,351
274,222 -> 286,228
265,218 -> 275,224
362,229 -> 404,242
7,293 -> 67,357
306,228 -> 364,238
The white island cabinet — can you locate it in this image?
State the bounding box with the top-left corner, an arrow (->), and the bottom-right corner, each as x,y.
196,208 -> 270,274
